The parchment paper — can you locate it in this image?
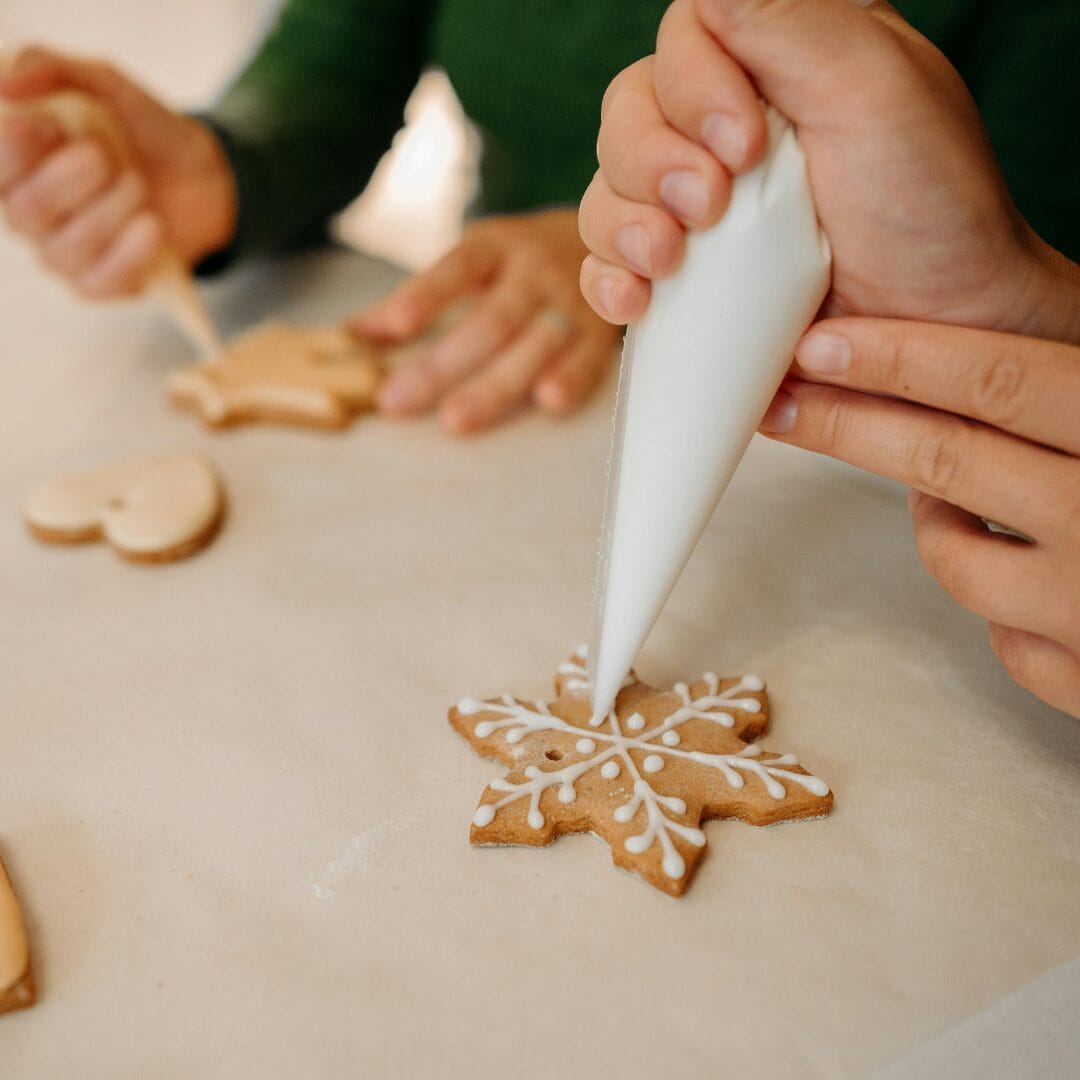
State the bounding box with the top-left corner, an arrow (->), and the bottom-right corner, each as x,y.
1,244 -> 1078,1079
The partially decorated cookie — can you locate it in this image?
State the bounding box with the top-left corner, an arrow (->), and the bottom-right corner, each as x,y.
450,650 -> 832,896
166,319 -> 383,429
0,856 -> 34,1015
24,452 -> 224,563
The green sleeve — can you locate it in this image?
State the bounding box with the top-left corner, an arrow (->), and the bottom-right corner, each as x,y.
950,0 -> 1080,263
198,0 -> 435,272
896,0 -> 1080,263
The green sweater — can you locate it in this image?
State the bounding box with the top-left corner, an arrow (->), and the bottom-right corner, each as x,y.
201,0 -> 1080,270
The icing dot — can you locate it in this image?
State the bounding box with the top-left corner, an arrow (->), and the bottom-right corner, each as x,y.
643,755 -> 664,773
558,783 -> 576,804
506,728 -> 525,744
474,721 -> 496,738
662,850 -> 686,879
601,760 -> 620,780
743,675 -> 765,692
576,738 -> 597,754
667,797 -> 687,815
457,698 -> 483,715
472,805 -> 496,827
527,808 -> 545,830
627,713 -> 646,731
661,730 -> 680,747
624,834 -> 649,855
765,778 -> 786,799
613,804 -> 635,824
805,778 -> 830,797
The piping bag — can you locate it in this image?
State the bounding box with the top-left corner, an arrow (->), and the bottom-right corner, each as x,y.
587,106 -> 831,720
0,89 -> 222,356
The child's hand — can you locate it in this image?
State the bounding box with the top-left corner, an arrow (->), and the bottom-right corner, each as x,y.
0,47 -> 235,297
578,0 -> 1080,344
349,209 -> 620,435
759,318 -> 1080,719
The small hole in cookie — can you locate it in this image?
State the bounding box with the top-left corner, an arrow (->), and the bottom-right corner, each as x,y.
545,749 -> 564,761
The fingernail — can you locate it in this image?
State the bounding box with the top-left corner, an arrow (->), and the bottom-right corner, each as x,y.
658,169 -> 708,224
701,112 -> 747,169
759,388 -> 798,434
441,396 -> 478,436
378,373 -> 424,413
614,223 -> 651,275
797,332 -> 851,374
596,276 -> 619,317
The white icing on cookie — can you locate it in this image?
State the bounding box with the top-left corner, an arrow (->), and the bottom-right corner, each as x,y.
464,674 -> 827,881
23,453 -> 222,557
0,861 -> 29,994
166,320 -> 382,427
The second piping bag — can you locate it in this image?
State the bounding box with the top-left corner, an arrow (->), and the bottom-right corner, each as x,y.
587,106 -> 831,721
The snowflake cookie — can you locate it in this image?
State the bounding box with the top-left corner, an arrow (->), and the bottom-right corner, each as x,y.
449,650 -> 833,896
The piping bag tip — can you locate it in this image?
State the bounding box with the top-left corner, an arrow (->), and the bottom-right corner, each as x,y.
150,253 -> 223,358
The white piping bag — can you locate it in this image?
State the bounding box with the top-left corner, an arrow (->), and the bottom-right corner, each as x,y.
587,107 -> 831,720
0,89 -> 222,356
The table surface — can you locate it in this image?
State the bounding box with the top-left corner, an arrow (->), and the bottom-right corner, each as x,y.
2,242 -> 1079,1080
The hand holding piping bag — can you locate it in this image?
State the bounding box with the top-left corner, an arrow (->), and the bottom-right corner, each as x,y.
579,0 -> 1080,717
0,46 -> 233,354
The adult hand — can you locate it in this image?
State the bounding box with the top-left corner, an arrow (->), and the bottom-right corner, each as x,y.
758,317 -> 1080,719
350,209 -> 620,435
578,0 -> 1080,345
0,46 -> 235,297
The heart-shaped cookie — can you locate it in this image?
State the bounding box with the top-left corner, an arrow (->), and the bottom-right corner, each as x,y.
24,453 -> 224,563
0,855 -> 34,1015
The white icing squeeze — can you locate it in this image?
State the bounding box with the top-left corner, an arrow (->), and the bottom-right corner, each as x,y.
463,671 -> 828,881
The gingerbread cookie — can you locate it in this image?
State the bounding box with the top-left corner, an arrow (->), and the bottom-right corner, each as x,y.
24,452 -> 224,563
450,649 -> 832,896
0,856 -> 34,1015
166,320 -> 383,429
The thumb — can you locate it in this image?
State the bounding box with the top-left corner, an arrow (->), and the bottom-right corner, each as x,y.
693,0 -> 916,126
0,46 -> 171,148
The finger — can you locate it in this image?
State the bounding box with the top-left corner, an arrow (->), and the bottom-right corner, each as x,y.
795,318 -> 1080,457
655,0 -> 767,173
693,0 -> 905,128
909,491 -> 1075,643
4,136 -> 113,237
533,328 -> 619,414
0,47 -> 165,147
348,241 -> 499,342
74,209 -> 162,298
579,170 -> 687,280
987,624 -> 1080,719
39,170 -> 145,277
759,379 -> 1076,543
440,315 -> 568,435
377,272 -> 536,415
579,254 -> 651,325
598,57 -> 731,228
0,110 -> 64,191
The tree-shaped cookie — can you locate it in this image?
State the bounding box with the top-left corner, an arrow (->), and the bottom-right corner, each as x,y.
0,856 -> 34,1015
166,320 -> 383,429
450,650 -> 832,896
